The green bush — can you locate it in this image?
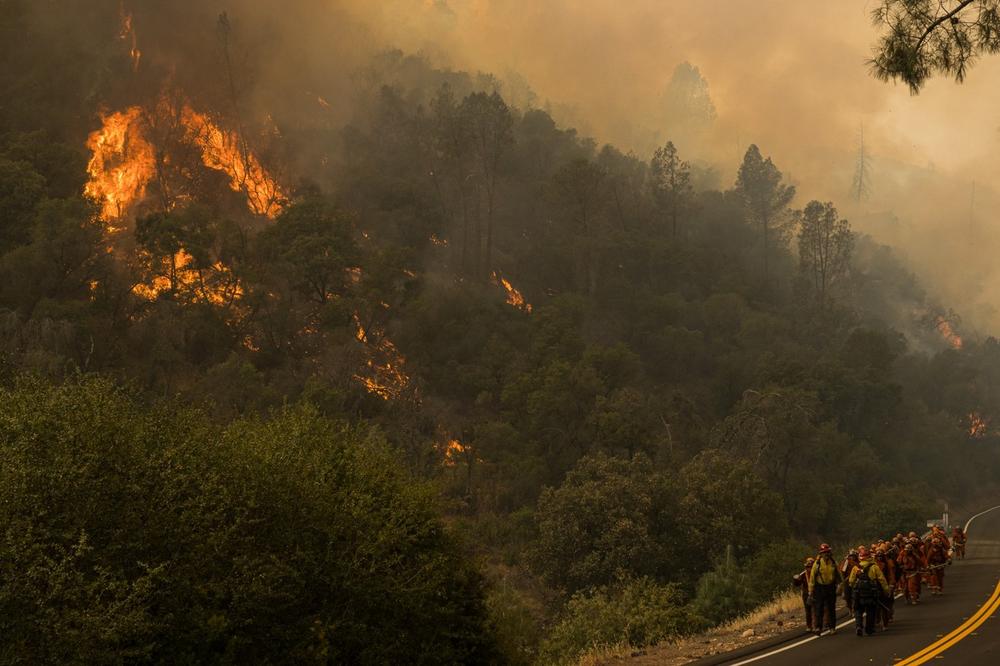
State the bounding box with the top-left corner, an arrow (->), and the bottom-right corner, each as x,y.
743,538 -> 812,603
856,484 -> 936,540
540,578 -> 702,665
486,581 -> 546,666
530,453 -> 677,594
691,549 -> 755,625
0,376 -> 497,664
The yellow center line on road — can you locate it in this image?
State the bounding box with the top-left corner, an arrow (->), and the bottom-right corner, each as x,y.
896,579 -> 1000,665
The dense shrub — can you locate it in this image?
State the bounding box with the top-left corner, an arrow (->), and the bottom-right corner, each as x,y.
530,454 -> 678,594
691,551 -> 755,625
540,578 -> 703,665
0,376 -> 497,664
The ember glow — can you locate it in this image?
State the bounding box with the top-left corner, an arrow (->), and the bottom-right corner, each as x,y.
492,272 -> 532,313
119,2 -> 141,72
968,412 -> 989,439
84,107 -> 155,225
935,317 -> 963,350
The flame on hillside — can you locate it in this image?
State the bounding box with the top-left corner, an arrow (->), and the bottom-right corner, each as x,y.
935,316 -> 963,350
443,438 -> 467,467
492,272 -> 532,313
132,248 -> 244,306
84,107 -> 155,226
968,412 -> 989,439
85,100 -> 285,224
353,316 -> 410,400
180,106 -> 285,218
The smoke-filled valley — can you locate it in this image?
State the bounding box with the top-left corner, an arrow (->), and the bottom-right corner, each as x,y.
3,1 -> 1000,664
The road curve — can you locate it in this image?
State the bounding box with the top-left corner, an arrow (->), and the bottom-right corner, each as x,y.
707,505 -> 1000,666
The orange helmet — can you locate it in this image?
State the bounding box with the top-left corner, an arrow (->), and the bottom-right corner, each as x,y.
819,543 -> 832,554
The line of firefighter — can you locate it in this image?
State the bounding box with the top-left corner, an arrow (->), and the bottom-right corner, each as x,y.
791,524 -> 966,637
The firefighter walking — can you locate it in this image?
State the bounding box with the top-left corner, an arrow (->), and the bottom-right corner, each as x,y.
898,542 -> 923,604
925,537 -> 950,594
793,557 -> 816,633
847,546 -> 891,636
808,543 -> 843,635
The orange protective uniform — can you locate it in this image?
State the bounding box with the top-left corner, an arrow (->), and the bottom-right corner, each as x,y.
926,543 -> 949,593
898,551 -> 922,603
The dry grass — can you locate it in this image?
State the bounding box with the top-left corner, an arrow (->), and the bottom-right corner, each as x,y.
576,642 -> 632,665
584,589 -> 807,666
715,589 -> 802,633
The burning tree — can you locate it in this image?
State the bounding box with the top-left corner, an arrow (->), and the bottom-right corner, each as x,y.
492,271 -> 532,313
84,107 -> 156,226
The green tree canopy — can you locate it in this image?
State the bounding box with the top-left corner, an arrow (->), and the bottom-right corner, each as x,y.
870,0 -> 1000,93
0,376 -> 497,664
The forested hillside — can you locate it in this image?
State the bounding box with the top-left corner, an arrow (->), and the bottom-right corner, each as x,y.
2,2 -> 1000,663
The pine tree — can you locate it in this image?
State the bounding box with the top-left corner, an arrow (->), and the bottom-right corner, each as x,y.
735,145 -> 795,286
649,141 -> 693,241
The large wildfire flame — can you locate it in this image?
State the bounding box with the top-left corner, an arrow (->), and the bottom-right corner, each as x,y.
935,316 -> 963,350
84,107 -> 156,226
85,101 -> 285,223
492,272 -> 532,313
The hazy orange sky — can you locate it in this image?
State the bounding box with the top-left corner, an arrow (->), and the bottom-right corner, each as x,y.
333,0 -> 1000,335
348,1 -> 994,182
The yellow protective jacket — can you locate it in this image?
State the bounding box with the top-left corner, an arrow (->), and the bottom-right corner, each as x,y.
808,555 -> 843,594
847,558 -> 891,597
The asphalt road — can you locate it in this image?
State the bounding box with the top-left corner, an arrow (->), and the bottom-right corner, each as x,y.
716,506 -> 1000,666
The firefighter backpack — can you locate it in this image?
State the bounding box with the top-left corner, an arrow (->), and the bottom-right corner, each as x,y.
853,564 -> 878,606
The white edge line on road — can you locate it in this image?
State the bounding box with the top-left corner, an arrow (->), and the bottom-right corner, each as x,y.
727,503 -> 1000,666
727,599 -> 900,666
964,505 -> 1000,534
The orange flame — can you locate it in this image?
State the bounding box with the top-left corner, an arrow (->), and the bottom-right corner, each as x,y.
935,317 -> 963,350
132,248 -> 244,306
180,105 -> 285,218
492,272 -> 532,313
443,439 -> 467,467
968,412 -> 988,438
84,107 -> 156,225
85,99 -> 286,222
353,315 -> 411,400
